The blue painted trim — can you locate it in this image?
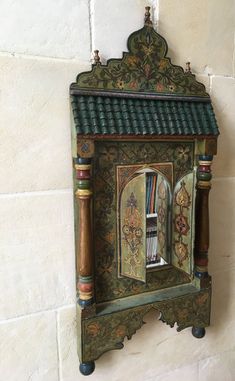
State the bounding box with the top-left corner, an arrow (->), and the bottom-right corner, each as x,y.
78,298 -> 94,308
195,271 -> 208,279
198,155 -> 213,161
75,157 -> 91,165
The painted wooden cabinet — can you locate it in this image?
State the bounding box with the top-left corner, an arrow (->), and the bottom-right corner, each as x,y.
70,8 -> 219,375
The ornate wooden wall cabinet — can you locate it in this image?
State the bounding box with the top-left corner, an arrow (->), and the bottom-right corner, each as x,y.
70,7 -> 219,376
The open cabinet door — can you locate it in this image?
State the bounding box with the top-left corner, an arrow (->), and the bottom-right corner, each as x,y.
155,174 -> 170,263
172,171 -> 195,275
119,173 -> 146,282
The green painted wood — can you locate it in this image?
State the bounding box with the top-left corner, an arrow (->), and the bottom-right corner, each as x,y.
72,25 -> 209,98
94,140 -> 194,303
80,287 -> 211,362
96,282 -> 199,315
72,12 -> 217,372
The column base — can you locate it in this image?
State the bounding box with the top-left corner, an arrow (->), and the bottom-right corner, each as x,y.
78,297 -> 94,308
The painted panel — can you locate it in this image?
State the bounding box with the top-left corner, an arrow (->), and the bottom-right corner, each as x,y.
120,174 -> 146,282
156,174 -> 170,262
172,172 -> 195,275
94,141 -> 194,303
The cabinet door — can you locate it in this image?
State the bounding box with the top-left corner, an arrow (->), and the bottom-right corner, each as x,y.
119,173 -> 146,282
155,174 -> 170,263
172,171 -> 195,275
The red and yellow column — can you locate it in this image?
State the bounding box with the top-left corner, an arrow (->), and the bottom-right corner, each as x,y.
74,157 -> 94,307
194,155 -> 213,278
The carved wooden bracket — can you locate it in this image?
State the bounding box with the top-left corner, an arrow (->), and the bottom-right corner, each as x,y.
79,288 -> 211,363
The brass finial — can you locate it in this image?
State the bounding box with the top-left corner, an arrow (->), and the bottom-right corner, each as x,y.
144,6 -> 152,25
185,62 -> 191,73
94,50 -> 101,65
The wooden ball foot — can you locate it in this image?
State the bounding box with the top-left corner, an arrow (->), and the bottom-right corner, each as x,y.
192,326 -> 206,339
79,361 -> 95,376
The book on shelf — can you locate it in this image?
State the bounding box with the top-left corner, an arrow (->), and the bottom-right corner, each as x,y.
146,174 -> 158,214
146,219 -> 159,265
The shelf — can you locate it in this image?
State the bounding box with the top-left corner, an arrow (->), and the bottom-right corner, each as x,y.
96,283 -> 198,316
147,213 -> 158,218
146,257 -> 168,268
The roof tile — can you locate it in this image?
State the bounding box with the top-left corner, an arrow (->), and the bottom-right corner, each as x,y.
71,95 -> 219,136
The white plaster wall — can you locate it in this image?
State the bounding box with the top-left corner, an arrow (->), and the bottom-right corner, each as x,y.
0,1 -> 234,380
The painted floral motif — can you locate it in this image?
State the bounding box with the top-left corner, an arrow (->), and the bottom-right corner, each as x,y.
158,179 -> 167,200
173,174 -> 194,270
129,80 -> 138,89
156,176 -> 169,261
175,146 -> 191,163
125,55 -> 140,66
158,59 -> 168,70
81,289 -> 211,362
115,325 -> 127,337
116,80 -> 125,89
121,191 -> 144,280
131,143 -> 155,161
86,322 -> 101,337
156,83 -> 164,91
158,206 -> 166,224
175,181 -> 191,209
98,258 -> 112,275
175,214 -> 190,235
99,145 -> 118,166
76,25 -> 208,97
158,231 -> 166,250
174,241 -> 189,266
169,84 -> 176,92
122,193 -> 143,251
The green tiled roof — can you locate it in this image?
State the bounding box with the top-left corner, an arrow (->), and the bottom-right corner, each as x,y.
71,95 -> 219,136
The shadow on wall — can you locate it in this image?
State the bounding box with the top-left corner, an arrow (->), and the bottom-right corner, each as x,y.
209,178 -> 235,331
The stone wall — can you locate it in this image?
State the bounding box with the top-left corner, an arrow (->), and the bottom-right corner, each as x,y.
0,1 -> 234,380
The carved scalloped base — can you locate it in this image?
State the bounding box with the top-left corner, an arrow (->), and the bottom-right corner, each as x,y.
78,287 -> 211,364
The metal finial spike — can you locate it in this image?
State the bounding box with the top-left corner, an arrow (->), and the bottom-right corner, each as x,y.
94,50 -> 101,65
185,62 -> 191,73
144,6 -> 152,25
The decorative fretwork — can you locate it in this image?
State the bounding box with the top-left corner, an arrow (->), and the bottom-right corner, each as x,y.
80,288 -> 211,362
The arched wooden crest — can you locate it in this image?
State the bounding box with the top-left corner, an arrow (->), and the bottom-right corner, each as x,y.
72,23 -> 209,98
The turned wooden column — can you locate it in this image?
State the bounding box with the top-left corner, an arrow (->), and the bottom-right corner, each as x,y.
75,157 -> 94,307
194,155 -> 213,278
